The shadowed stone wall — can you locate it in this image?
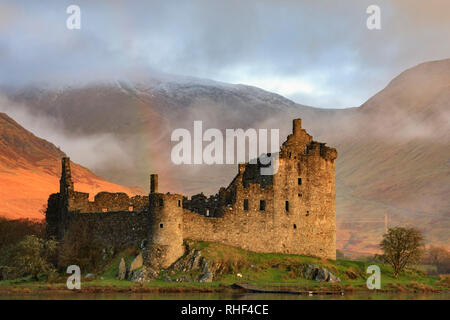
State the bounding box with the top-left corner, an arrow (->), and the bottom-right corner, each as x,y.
70,211 -> 149,248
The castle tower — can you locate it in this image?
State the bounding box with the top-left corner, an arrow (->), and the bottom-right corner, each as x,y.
52,157 -> 75,240
147,174 -> 184,268
293,118 -> 302,135
150,174 -> 158,193
274,118 -> 337,259
60,157 -> 74,196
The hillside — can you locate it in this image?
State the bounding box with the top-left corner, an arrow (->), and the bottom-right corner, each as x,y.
1,59 -> 449,254
327,60 -> 450,255
1,240 -> 448,294
0,112 -> 144,220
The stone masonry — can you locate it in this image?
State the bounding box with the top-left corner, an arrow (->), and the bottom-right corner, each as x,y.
46,118 -> 337,266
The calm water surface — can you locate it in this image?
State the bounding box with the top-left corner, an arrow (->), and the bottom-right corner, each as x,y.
1,292 -> 449,300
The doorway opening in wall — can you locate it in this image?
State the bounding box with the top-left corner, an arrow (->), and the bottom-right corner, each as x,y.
285,201 -> 289,212
160,224 -> 163,228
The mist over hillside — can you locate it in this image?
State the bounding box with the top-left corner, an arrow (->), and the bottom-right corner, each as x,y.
0,112 -> 144,220
0,59 -> 448,254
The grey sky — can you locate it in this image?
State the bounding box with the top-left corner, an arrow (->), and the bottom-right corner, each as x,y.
0,0 -> 449,108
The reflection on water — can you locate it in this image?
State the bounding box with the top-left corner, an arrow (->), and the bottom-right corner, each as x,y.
0,291 -> 449,300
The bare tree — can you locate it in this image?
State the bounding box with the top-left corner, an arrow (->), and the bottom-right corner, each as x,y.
424,245 -> 450,274
380,227 -> 425,278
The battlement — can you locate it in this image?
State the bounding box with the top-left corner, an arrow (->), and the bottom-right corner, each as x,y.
280,118 -> 337,162
149,192 -> 183,210
66,190 -> 148,214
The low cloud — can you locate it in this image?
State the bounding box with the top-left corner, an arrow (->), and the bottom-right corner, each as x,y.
0,0 -> 449,109
0,95 -> 133,173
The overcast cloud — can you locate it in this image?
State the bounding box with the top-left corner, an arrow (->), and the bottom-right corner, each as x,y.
0,0 -> 449,108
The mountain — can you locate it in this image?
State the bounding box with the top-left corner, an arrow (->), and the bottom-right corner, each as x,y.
0,112 -> 144,220
1,59 -> 448,254
315,60 -> 450,255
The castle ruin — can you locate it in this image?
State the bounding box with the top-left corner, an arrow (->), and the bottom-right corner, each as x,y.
46,118 -> 338,267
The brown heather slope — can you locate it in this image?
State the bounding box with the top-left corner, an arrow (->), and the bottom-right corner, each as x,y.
2,59 -> 449,254
0,112 -> 144,220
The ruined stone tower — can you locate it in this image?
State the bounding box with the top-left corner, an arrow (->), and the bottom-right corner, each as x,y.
60,157 -> 74,196
182,118 -> 337,260
49,157 -> 74,240
146,174 -> 184,268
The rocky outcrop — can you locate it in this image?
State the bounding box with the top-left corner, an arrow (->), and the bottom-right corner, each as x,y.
129,267 -> 150,283
117,246 -> 341,284
129,253 -> 143,273
166,247 -> 218,282
303,264 -> 341,283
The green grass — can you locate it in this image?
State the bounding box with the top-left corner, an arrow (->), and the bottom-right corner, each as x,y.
0,240 -> 447,293
181,240 -> 446,292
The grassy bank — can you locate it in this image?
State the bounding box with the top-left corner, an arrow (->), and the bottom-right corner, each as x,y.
0,241 -> 448,295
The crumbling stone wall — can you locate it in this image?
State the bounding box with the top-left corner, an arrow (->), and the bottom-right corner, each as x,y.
68,211 -> 149,248
46,157 -> 150,246
47,118 -> 337,262
182,119 -> 337,260
68,191 -> 148,213
45,193 -> 62,239
183,187 -> 229,217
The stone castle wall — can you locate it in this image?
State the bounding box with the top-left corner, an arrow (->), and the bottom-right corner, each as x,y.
69,211 -> 149,248
182,154 -> 336,259
46,193 -> 150,248
68,191 -> 148,213
47,118 -> 337,262
181,119 -> 336,259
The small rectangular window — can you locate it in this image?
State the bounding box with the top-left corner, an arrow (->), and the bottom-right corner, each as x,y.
259,200 -> 266,211
243,199 -> 249,211
298,193 -> 302,197
285,201 -> 289,212
160,223 -> 163,228
178,199 -> 181,207
298,178 -> 302,185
